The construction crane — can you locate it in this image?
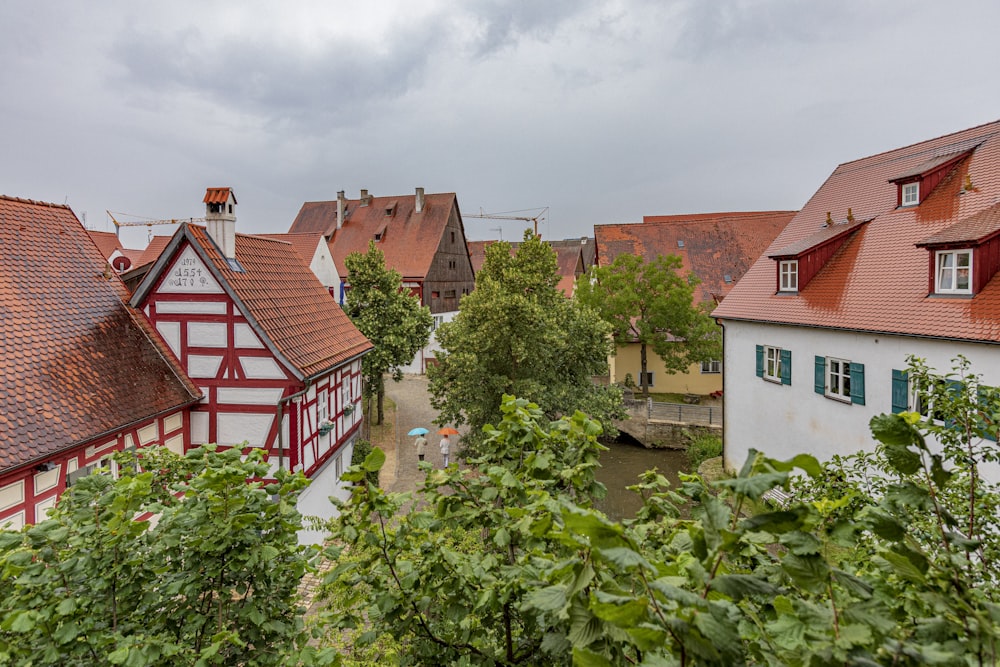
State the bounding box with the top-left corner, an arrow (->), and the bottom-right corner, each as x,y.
465,207 -> 548,237
107,210 -> 208,240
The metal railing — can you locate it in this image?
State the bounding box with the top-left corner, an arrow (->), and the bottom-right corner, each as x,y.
625,398 -> 723,427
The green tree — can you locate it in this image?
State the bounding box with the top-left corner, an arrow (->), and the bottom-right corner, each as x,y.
323,357 -> 1000,665
428,232 -> 621,451
0,446 -> 335,667
575,253 -> 721,397
344,241 -> 433,424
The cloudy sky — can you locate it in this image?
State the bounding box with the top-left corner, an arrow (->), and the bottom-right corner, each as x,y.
3,1 -> 1000,248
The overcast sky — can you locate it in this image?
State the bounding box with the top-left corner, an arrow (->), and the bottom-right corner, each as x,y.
3,1 -> 1000,248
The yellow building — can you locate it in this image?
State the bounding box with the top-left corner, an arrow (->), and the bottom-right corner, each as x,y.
594,211 -> 794,397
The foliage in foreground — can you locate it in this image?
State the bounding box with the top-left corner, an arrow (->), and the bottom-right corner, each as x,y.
323,357 -> 1000,665
0,446 -> 335,667
685,431 -> 722,470
428,232 -> 623,453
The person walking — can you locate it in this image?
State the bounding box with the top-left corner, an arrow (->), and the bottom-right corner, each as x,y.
414,434 -> 427,462
439,435 -> 451,467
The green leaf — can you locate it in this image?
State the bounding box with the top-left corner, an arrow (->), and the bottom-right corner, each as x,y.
573,646 -> 613,667
714,472 -> 788,499
525,585 -> 568,612
596,546 -> 652,571
709,574 -> 780,600
591,592 -> 648,626
870,413 -> 921,447
108,647 -> 130,665
362,446 -> 386,472
781,554 -> 829,591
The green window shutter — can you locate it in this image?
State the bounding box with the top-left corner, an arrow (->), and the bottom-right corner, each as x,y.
978,385 -> 997,442
814,356 -> 826,395
756,345 -> 764,378
944,380 -> 964,430
891,369 -> 908,413
850,363 -> 865,405
780,349 -> 792,385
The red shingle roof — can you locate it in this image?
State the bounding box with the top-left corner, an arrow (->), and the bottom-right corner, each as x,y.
713,119 -> 1000,341
289,192 -> 460,280
258,232 -> 325,268
0,196 -> 200,471
138,225 -> 371,379
203,187 -> 235,205
466,239 -> 582,295
595,211 -> 795,303
86,230 -> 124,259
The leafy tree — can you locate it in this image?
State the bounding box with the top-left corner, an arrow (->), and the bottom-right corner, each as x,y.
428,232 -> 622,451
0,446 -> 335,667
323,357 -> 1000,665
575,253 -> 721,397
344,241 -> 433,424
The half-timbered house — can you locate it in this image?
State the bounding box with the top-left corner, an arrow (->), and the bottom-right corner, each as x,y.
130,189 -> 372,542
0,196 -> 201,530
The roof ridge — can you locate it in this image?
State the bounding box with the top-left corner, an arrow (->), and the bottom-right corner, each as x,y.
835,119 -> 1000,170
0,194 -> 72,210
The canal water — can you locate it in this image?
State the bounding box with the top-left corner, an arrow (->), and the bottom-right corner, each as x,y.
593,439 -> 689,521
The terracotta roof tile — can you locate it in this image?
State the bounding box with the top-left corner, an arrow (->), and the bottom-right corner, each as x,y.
135,235 -> 172,268
203,187 -> 235,205
916,202 -> 1000,246
595,211 -> 795,303
185,225 -> 371,377
713,119 -> 1000,342
289,192 -> 461,280
466,239 -> 582,295
86,230 -> 124,259
768,219 -> 868,258
0,196 -> 200,471
258,232 -> 326,267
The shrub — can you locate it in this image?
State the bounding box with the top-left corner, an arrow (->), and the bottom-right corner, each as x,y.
686,432 -> 722,469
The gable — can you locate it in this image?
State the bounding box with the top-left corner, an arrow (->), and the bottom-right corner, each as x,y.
155,245 -> 225,294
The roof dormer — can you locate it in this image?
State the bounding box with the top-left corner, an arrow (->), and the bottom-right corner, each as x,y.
767,210 -> 868,294
916,202 -> 1000,297
888,149 -> 973,208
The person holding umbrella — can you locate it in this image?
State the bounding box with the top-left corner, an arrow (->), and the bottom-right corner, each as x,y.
438,427 -> 458,467
408,427 -> 429,462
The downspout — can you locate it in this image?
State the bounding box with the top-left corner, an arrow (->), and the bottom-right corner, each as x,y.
276,383 -> 311,471
716,318 -> 727,474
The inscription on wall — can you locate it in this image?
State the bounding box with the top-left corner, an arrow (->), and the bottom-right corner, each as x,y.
158,247 -> 223,294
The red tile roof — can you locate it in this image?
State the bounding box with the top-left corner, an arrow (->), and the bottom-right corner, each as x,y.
0,196 -> 201,471
136,225 -> 371,379
86,229 -> 124,259
258,233 -> 325,268
289,192 -> 461,280
595,211 -> 795,303
134,235 -> 172,268
203,187 -> 235,205
713,119 -> 1000,342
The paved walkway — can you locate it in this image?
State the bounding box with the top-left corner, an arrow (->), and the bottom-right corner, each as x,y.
384,374 -> 463,492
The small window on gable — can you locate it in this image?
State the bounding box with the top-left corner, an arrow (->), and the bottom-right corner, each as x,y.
431,290 -> 440,299
444,289 -> 456,299
779,260 -> 798,292
935,249 -> 972,294
901,182 -> 920,207
451,231 -> 455,243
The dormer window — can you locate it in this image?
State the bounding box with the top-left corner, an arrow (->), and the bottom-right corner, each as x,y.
901,182 -> 920,207
935,249 -> 972,294
779,260 -> 798,292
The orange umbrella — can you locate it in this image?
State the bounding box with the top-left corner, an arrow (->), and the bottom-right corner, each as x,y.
437,427 -> 459,435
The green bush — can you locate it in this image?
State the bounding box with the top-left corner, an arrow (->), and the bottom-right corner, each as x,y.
686,432 -> 722,469
350,439 -> 380,487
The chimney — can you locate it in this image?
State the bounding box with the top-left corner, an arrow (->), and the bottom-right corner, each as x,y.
204,187 -> 237,260
337,190 -> 345,230
415,187 -> 425,213
360,189 -> 370,206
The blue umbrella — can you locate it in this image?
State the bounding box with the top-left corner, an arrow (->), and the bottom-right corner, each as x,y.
407,427 -> 429,436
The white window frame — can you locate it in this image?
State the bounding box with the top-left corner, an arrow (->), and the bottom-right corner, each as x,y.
779,260 -> 798,292
901,182 -> 920,207
935,249 -> 972,294
764,346 -> 782,382
318,389 -> 328,423
911,375 -> 947,424
825,357 -> 852,402
701,359 -> 721,374
639,371 -> 654,388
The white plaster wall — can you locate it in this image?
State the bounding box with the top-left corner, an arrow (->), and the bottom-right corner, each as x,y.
240,357 -> 287,379
399,310 -> 458,374
155,301 -> 228,315
723,320 -> 1000,480
309,243 -> 342,288
188,322 -> 228,347
296,439 -> 354,545
234,323 -> 265,348
217,413 -> 274,447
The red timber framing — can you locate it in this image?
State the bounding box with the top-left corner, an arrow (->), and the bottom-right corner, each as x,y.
138,239 -> 364,479
0,409 -> 189,530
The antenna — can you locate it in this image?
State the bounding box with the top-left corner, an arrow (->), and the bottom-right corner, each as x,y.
491,226 -> 503,241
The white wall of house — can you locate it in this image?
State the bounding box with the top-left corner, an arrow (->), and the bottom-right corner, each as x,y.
296,434 -> 356,545
399,310 -> 458,374
308,242 -> 341,289
722,319 -> 1000,480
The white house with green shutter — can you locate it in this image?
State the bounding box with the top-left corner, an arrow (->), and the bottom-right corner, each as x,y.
714,120 -> 1000,479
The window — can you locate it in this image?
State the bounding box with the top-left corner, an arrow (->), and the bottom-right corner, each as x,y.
639,372 -> 654,387
444,289 -> 456,299
756,345 -> 791,385
935,250 -> 972,294
65,457 -> 112,487
912,375 -> 950,423
451,231 -> 456,243
901,182 -> 920,207
342,381 -> 352,409
335,453 -> 343,480
448,259 -> 456,270
431,315 -> 444,331
701,360 -> 721,374
431,290 -> 440,299
815,356 -> 865,404
779,260 -> 798,292
318,389 -> 328,423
